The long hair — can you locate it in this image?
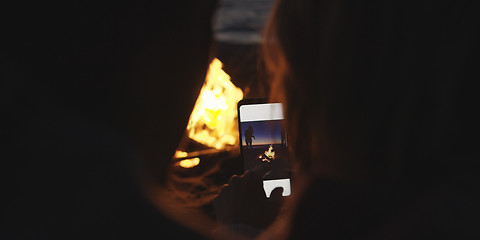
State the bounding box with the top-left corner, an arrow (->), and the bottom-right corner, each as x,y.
263,0 -> 480,187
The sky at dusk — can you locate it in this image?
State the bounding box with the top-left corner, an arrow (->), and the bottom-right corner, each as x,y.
240,120 -> 285,146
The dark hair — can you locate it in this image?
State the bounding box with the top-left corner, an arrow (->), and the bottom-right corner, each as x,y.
264,0 -> 480,188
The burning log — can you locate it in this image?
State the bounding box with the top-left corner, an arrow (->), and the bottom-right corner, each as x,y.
186,58 -> 243,150
174,58 -> 243,168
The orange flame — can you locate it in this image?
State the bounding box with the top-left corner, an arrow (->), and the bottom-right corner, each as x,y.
174,151 -> 188,158
265,145 -> 275,159
177,157 -> 200,168
259,145 -> 275,162
186,58 -> 243,150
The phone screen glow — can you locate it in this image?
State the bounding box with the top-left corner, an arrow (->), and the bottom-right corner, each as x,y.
239,103 -> 291,197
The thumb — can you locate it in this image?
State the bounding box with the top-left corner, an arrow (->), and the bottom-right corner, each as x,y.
266,187 -> 284,221
251,162 -> 273,178
268,187 -> 284,206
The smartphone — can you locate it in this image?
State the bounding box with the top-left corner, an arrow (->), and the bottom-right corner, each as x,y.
237,98 -> 291,197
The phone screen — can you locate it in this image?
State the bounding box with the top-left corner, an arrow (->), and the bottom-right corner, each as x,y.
238,101 -> 291,197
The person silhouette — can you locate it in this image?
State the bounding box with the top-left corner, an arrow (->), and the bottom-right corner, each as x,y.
214,0 -> 480,239
244,126 -> 256,148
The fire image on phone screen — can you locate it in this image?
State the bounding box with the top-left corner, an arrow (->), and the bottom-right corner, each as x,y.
238,103 -> 291,197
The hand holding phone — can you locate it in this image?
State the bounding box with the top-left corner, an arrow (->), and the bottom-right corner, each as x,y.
213,99 -> 291,229
213,162 -> 284,228
237,99 -> 292,197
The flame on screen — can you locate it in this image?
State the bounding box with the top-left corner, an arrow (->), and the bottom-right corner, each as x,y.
259,145 -> 275,162
186,58 -> 243,150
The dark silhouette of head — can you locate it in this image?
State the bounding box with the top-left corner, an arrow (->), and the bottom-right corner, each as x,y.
260,1 -> 480,238
263,0 -> 480,188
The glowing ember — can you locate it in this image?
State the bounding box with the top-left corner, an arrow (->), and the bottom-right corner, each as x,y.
174,151 -> 188,158
259,145 -> 275,162
178,157 -> 200,168
186,58 -> 243,149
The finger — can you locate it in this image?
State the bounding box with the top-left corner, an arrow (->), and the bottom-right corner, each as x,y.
269,187 -> 284,203
242,170 -> 263,184
241,171 -> 266,195
268,187 -> 284,215
251,161 -> 273,178
213,184 -> 229,204
228,175 -> 241,188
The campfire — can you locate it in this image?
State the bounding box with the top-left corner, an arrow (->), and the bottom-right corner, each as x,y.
166,58 -> 245,211
174,58 -> 243,168
259,145 -> 276,163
